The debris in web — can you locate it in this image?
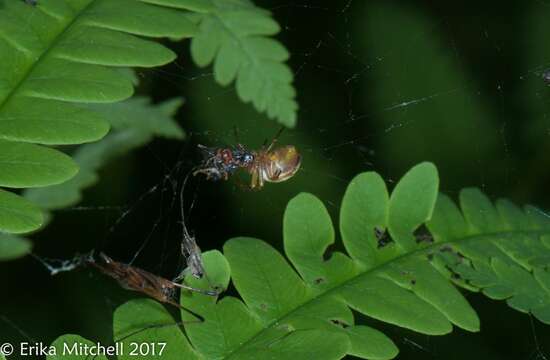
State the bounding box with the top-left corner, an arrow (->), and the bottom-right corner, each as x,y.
174,170 -> 208,282
173,171 -> 222,296
176,229 -> 207,281
31,252 -> 92,276
85,252 -> 215,326
543,69 -> 550,85
88,253 -> 218,301
33,250 -> 218,316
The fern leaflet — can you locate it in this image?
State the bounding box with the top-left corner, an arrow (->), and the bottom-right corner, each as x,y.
159,0 -> 298,127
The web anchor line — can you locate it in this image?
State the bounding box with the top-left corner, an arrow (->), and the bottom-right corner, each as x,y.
174,170 -> 220,295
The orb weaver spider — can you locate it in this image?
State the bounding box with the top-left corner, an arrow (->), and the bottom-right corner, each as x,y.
193,128 -> 301,190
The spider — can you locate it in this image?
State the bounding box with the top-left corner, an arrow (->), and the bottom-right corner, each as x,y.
193,128 -> 302,190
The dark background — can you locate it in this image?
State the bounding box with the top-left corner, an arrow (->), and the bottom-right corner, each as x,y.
2,0 -> 550,359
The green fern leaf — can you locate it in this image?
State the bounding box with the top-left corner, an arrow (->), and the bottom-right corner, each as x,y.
24,97 -> 184,211
427,189 -> 550,324
159,0 -> 298,127
0,0 -> 195,233
0,189 -> 42,233
51,162 -> 550,359
0,140 -> 77,187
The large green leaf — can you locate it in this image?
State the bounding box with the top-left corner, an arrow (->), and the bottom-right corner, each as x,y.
159,0 -> 298,127
53,162 -> 550,359
0,0 -> 195,233
0,140 -> 77,188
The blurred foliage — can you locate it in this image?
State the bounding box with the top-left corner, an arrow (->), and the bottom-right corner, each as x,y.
0,234 -> 31,261
361,2 -> 501,184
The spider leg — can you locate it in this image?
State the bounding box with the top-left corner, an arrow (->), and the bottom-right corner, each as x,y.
264,126 -> 285,152
252,168 -> 264,190
250,167 -> 260,190
270,169 -> 282,181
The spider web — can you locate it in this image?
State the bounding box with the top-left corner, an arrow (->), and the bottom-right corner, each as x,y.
2,0 -> 550,359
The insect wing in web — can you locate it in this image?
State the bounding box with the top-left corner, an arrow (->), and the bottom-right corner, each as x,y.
32,251 -> 92,275
88,253 -> 218,308
176,231 -> 206,281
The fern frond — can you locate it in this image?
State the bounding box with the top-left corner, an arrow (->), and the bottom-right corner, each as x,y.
154,0 -> 298,127
0,0 -> 195,233
50,163 -> 550,359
